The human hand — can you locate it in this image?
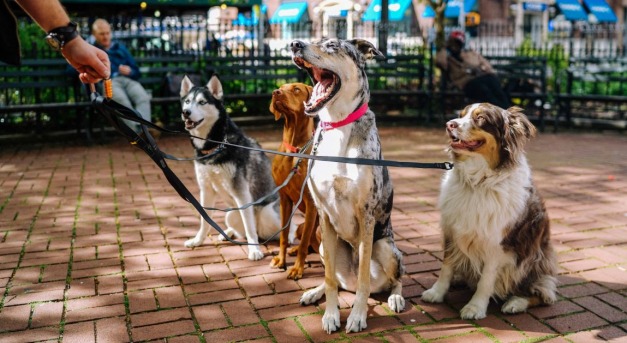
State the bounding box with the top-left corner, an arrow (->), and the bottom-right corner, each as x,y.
118,65 -> 132,76
61,37 -> 110,83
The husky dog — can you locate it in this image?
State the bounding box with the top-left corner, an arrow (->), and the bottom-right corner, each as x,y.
180,75 -> 295,261
291,39 -> 405,334
422,103 -> 557,319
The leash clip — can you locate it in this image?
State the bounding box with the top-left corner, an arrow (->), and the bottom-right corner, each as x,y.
444,162 -> 454,170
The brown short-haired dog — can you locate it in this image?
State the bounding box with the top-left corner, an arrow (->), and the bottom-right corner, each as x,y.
269,82 -> 320,280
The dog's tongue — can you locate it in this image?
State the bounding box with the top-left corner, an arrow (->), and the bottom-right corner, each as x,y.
451,140 -> 482,150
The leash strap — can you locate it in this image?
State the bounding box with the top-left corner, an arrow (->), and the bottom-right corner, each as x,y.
105,110 -> 454,170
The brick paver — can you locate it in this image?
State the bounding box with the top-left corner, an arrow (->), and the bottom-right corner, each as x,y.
1,126 -> 626,342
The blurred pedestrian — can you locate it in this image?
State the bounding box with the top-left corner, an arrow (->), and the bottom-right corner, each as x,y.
436,30 -> 510,109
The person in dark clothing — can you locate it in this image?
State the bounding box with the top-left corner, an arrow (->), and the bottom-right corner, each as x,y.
436,30 -> 510,109
1,0 -> 109,83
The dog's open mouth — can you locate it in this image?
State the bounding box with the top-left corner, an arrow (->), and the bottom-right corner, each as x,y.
184,118 -> 203,130
293,57 -> 340,114
450,137 -> 484,150
449,132 -> 484,150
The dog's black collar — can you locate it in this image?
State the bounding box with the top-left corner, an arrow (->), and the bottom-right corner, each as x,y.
196,137 -> 227,159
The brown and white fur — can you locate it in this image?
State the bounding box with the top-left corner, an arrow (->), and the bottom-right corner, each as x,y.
422,103 -> 557,320
291,38 -> 405,334
269,82 -> 321,280
180,75 -> 295,261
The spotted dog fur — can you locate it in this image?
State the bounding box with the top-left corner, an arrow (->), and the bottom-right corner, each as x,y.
179,75 -> 296,261
291,39 -> 405,334
422,103 -> 557,320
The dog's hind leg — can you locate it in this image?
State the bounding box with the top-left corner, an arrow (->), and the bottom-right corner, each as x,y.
185,181 -> 216,248
371,239 -> 405,312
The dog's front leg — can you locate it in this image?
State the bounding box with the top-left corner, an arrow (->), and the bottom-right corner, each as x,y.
460,258 -> 499,320
320,217 -> 341,334
270,196 -> 293,269
234,192 -> 264,261
421,261 -> 454,303
346,216 -> 374,333
185,180 -> 216,248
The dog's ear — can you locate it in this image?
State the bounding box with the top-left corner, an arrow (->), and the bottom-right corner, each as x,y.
180,75 -> 194,97
506,106 -> 536,140
348,39 -> 385,60
207,75 -> 224,100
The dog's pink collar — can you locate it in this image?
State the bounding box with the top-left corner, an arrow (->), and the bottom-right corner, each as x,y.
320,103 -> 368,131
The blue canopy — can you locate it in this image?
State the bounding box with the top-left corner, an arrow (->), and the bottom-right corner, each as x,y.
232,13 -> 258,26
555,0 -> 588,21
444,0 -> 477,18
269,2 -> 308,24
422,0 -> 478,18
583,0 -> 617,23
362,0 -> 412,22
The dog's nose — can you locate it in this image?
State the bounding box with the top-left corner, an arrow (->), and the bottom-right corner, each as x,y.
290,40 -> 305,53
182,109 -> 191,119
272,89 -> 282,96
446,120 -> 459,130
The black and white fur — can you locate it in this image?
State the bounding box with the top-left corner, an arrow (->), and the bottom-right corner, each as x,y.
291,39 -> 405,334
422,103 -> 557,320
180,75 -> 295,260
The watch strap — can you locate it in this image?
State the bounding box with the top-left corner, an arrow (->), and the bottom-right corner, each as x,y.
48,22 -> 79,49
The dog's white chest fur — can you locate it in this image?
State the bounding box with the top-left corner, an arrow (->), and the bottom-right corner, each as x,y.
308,127 -> 372,241
439,157 -> 531,257
194,162 -> 236,202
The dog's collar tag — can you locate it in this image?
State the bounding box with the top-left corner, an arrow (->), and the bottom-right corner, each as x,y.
320,103 -> 368,131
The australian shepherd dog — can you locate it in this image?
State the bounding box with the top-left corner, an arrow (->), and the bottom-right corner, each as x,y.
422,103 -> 557,320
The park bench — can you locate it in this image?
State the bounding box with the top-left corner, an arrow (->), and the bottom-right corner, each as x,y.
0,59 -> 92,138
555,56 -> 627,130
437,55 -> 549,131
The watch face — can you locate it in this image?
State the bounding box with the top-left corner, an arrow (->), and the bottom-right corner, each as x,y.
46,35 -> 61,50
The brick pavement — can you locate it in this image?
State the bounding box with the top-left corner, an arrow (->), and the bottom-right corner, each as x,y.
0,126 -> 626,342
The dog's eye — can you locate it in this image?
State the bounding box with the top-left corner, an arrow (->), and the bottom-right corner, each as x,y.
199,100 -> 207,105
293,88 -> 300,93
184,99 -> 190,104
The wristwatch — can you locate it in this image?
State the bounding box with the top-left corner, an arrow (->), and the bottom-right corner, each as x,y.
45,22 -> 79,51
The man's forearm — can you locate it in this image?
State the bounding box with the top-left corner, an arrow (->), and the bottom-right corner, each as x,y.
15,0 -> 71,32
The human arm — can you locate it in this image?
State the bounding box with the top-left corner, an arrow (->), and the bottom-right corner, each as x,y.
15,0 -> 110,83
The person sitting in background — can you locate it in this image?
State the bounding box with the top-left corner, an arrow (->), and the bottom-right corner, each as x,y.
436,30 -> 510,109
91,18 -> 153,133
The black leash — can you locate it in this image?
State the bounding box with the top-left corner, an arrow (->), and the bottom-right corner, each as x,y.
95,99 -> 453,171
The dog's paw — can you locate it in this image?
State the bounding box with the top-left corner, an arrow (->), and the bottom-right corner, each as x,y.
388,294 -> 405,313
217,228 -> 235,242
460,303 -> 487,320
287,266 -> 304,280
248,248 -> 264,261
345,308 -> 367,333
501,296 -> 529,314
322,309 -> 341,334
269,256 -> 285,269
300,287 -> 324,305
421,287 -> 446,303
184,235 -> 205,248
